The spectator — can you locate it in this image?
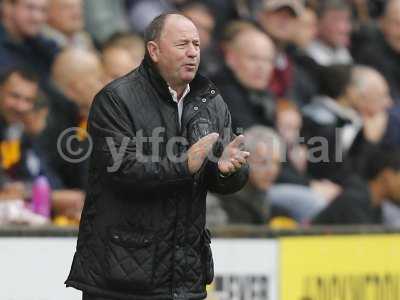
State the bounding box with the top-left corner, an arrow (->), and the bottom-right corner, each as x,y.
0,0 -> 59,78
102,46 -> 139,82
211,126 -> 283,224
275,99 -> 308,184
353,0 -> 400,103
305,0 -> 353,66
302,65 -> 393,182
0,67 -> 85,220
291,7 -> 318,50
213,22 -> 276,132
181,1 -> 219,77
43,48 -> 104,190
83,0 -> 128,45
257,0 -> 304,99
101,33 -> 145,82
313,148 -> 400,224
42,0 -> 94,49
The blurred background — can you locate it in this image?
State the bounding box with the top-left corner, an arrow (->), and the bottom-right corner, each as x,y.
0,0 -> 400,299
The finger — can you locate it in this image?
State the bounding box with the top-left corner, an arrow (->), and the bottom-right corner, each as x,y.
238,151 -> 250,159
229,135 -> 245,149
231,158 -> 242,169
199,133 -> 219,145
233,155 -> 246,165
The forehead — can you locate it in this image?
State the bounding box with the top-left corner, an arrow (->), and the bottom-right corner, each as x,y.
234,31 -> 275,54
3,73 -> 36,89
161,15 -> 199,41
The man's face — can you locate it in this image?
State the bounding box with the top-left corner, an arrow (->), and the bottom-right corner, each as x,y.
381,3 -> 400,53
0,72 -> 38,124
12,0 -> 48,37
276,109 -> 302,145
47,0 -> 83,36
226,31 -> 275,90
249,143 -> 281,191
258,8 -> 297,44
150,15 -> 200,88
318,9 -> 352,48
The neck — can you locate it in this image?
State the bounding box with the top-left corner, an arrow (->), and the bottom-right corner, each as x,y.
369,179 -> 385,207
169,84 -> 186,99
2,19 -> 23,41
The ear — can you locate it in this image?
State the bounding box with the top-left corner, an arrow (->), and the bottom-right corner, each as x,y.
147,41 -> 160,63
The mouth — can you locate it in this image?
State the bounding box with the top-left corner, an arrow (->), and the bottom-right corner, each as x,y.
184,63 -> 197,68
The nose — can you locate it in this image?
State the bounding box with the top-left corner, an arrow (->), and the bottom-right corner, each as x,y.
186,43 -> 199,59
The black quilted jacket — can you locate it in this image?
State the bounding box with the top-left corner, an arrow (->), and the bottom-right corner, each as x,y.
65,57 -> 249,300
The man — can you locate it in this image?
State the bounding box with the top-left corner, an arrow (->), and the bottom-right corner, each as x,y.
37,48 -> 105,222
42,0 -> 94,49
257,0 -> 303,99
0,0 -> 59,78
313,148 -> 400,224
213,21 -> 276,132
65,13 -> 249,300
305,0 -> 353,66
302,65 -> 393,182
353,0 -> 400,103
215,126 -> 282,224
0,67 -> 82,219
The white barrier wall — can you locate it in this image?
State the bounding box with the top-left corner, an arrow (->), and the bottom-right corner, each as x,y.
0,238 -> 278,300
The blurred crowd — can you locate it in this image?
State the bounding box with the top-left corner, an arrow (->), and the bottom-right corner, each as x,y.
0,0 -> 399,228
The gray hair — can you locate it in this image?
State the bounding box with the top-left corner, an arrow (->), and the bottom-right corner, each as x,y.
244,125 -> 283,158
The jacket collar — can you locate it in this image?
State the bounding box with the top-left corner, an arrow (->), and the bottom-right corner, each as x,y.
139,54 -> 217,103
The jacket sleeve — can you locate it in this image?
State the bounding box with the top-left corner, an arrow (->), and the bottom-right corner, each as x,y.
88,89 -> 192,189
205,98 -> 249,195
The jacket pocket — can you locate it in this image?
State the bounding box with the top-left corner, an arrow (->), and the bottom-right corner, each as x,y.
203,228 -> 214,285
104,228 -> 156,291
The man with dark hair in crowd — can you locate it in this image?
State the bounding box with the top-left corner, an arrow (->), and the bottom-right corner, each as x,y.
0,0 -> 59,78
66,13 -> 249,300
353,0 -> 400,103
214,21 -> 276,132
313,147 -> 400,224
0,67 -> 84,219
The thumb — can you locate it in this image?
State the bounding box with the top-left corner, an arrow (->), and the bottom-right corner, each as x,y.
229,134 -> 245,149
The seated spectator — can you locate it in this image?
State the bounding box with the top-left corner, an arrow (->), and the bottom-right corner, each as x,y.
102,46 -> 140,82
302,65 -> 393,182
211,126 -> 283,224
208,125 -> 334,224
0,67 -> 84,221
42,48 -> 104,190
291,7 -> 318,51
101,33 -> 144,82
257,0 -> 307,101
181,1 -> 220,77
305,0 -> 353,66
0,0 -> 59,78
42,0 -> 94,50
353,0 -> 400,103
275,99 -> 308,185
213,21 -> 276,132
101,32 -> 145,64
313,148 -> 400,225
83,0 -> 128,45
